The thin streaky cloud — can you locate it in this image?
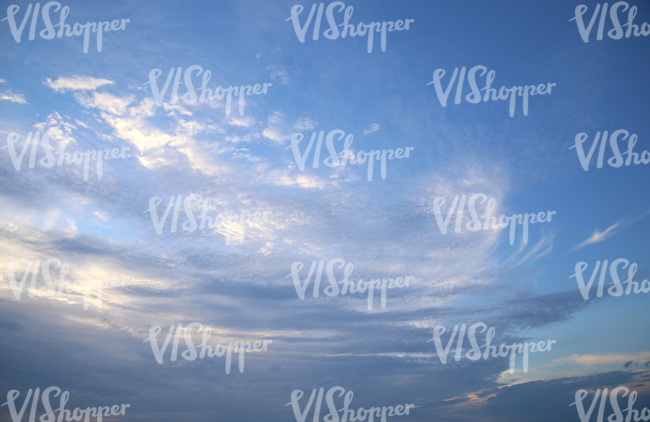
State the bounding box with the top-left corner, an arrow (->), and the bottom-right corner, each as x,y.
571,221 -> 624,252
549,352 -> 650,367
0,89 -> 26,104
571,208 -> 650,252
508,232 -> 555,267
44,76 -> 115,93
363,123 -> 379,135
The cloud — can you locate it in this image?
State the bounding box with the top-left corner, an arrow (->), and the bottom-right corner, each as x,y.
363,123 -> 379,135
163,103 -> 193,117
572,209 -> 650,252
262,127 -> 288,142
74,119 -> 89,129
45,76 -> 115,93
228,116 -> 256,128
93,212 -> 109,222
267,65 -> 288,85
0,89 -> 27,104
506,232 -> 555,267
572,221 -> 623,251
293,117 -> 316,131
550,352 -> 650,367
33,111 -> 77,145
268,111 -> 283,124
262,112 -> 290,142
438,370 -> 649,422
70,88 -> 234,174
76,92 -> 133,115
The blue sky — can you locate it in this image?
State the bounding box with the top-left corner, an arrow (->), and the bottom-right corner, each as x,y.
1,0 -> 650,421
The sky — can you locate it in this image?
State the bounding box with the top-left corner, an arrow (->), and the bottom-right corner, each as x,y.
0,0 -> 650,421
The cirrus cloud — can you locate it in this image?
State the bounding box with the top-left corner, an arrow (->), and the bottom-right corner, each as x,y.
45,76 -> 115,93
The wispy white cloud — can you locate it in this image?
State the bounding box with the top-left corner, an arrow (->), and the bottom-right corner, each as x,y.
45,76 -> 114,93
93,212 -> 109,222
268,111 -> 283,124
267,65 -> 288,85
572,221 -> 623,251
0,89 -> 27,104
262,127 -> 288,142
76,92 -> 133,116
228,115 -> 255,127
294,117 -> 316,131
72,89 -> 230,173
262,112 -> 290,142
163,103 -> 192,117
74,119 -> 89,129
33,111 -> 77,146
572,209 -> 650,252
0,79 -> 26,103
506,232 -> 555,267
363,123 -> 379,135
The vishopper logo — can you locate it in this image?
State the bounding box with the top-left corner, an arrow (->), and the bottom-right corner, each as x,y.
427,65 -> 556,117
286,386 -> 415,422
429,194 -> 556,245
286,2 -> 414,53
571,130 -> 650,171
145,65 -> 272,118
428,323 -> 556,374
1,386 -> 129,422
570,386 -> 650,422
571,2 -> 650,44
2,2 -> 130,53
4,259 -> 128,310
3,131 -> 130,181
288,259 -> 415,310
571,258 -> 650,300
144,194 -> 272,245
289,129 -> 414,181
144,323 -> 272,374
